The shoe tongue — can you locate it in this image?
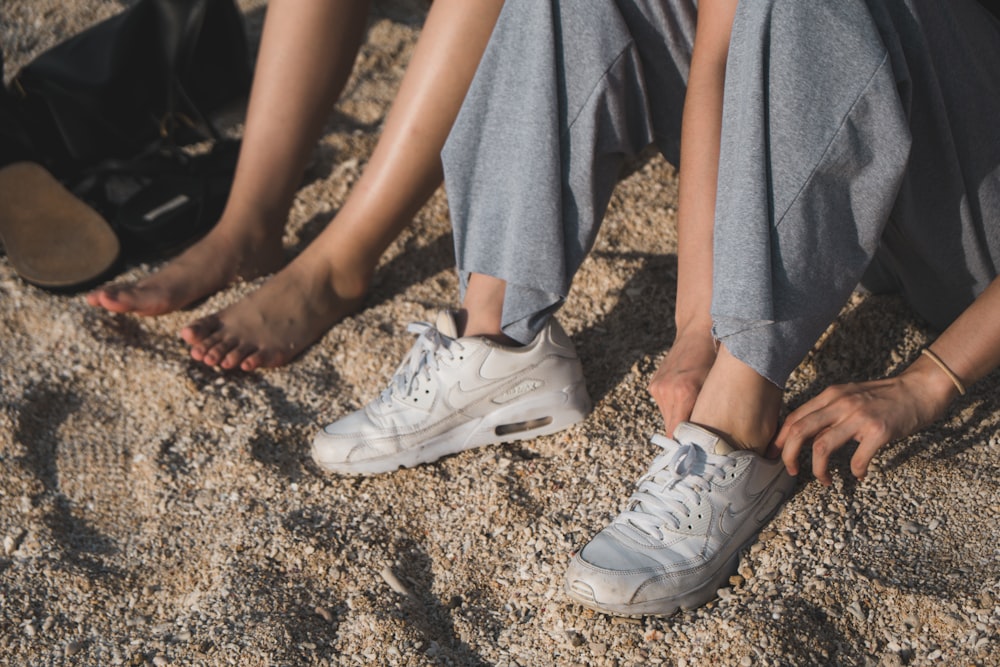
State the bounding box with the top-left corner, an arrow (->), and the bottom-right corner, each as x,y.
434,310 -> 460,339
673,422 -> 736,456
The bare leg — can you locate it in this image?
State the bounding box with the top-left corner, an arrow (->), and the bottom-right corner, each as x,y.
688,344 -> 783,453
86,0 -> 371,315
454,272 -> 517,344
182,0 -> 506,370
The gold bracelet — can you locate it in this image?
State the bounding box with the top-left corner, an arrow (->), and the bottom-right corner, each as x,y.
920,348 -> 967,396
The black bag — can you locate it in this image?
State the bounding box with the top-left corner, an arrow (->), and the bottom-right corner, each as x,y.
3,0 -> 251,260
980,0 -> 1000,22
9,0 -> 252,179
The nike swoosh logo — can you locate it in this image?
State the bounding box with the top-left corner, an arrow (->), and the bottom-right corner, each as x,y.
718,476 -> 771,537
447,373 -> 528,413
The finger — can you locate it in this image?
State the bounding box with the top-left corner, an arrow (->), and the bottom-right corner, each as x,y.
651,386 -> 697,436
810,420 -> 862,486
780,433 -> 802,476
660,404 -> 689,439
776,386 -> 848,448
779,403 -> 842,475
850,432 -> 890,481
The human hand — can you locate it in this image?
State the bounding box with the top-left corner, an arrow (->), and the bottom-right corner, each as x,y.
774,361 -> 959,485
648,328 -> 718,435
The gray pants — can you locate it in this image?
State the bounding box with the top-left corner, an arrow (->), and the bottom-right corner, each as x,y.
443,0 -> 1000,387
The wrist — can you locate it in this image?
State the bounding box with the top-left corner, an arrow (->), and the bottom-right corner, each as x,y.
902,353 -> 963,421
674,314 -> 714,341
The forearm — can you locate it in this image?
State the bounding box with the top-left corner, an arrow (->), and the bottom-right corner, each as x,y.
906,276 -> 1000,401
674,1 -> 738,336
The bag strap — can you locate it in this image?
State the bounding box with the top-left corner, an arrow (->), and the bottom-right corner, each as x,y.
151,0 -> 224,144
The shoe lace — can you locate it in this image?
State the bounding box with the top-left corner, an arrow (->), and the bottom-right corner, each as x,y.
618,434 -> 736,541
378,321 -> 466,405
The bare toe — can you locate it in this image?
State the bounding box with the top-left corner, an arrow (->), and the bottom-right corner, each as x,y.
87,225 -> 285,317
200,338 -> 240,367
240,350 -> 269,371
91,285 -> 139,313
190,330 -> 227,361
221,343 -> 259,370
181,316 -> 223,346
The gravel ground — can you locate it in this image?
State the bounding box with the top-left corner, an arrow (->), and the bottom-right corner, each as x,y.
2,2 -> 999,666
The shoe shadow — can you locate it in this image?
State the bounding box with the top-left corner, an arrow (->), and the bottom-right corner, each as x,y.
278,503 -> 497,666
381,535 -> 498,667
13,383 -> 124,583
225,556 -> 345,663
763,596 -> 873,664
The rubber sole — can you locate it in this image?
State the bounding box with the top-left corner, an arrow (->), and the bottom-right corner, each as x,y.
565,548 -> 744,618
0,162 -> 120,289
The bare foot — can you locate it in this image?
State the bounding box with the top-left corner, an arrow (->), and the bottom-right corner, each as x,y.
85,223 -> 285,316
179,248 -> 370,370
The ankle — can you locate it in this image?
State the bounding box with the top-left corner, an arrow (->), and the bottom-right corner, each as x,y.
688,346 -> 782,454
453,308 -> 520,345
295,247 -> 372,302
686,417 -> 776,455
213,204 -> 285,247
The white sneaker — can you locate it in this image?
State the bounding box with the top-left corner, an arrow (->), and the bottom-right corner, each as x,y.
312,311 -> 591,475
565,422 -> 794,616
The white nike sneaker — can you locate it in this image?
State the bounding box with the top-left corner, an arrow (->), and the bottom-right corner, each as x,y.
312,311 -> 591,475
565,422 -> 794,617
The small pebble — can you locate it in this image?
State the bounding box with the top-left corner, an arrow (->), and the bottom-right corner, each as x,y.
901,521 -> 921,535
66,640 -> 83,656
153,656 -> 168,666
379,566 -> 414,598
314,606 -> 334,623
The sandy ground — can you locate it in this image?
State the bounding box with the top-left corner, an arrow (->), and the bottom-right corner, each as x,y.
2,2 -> 999,666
